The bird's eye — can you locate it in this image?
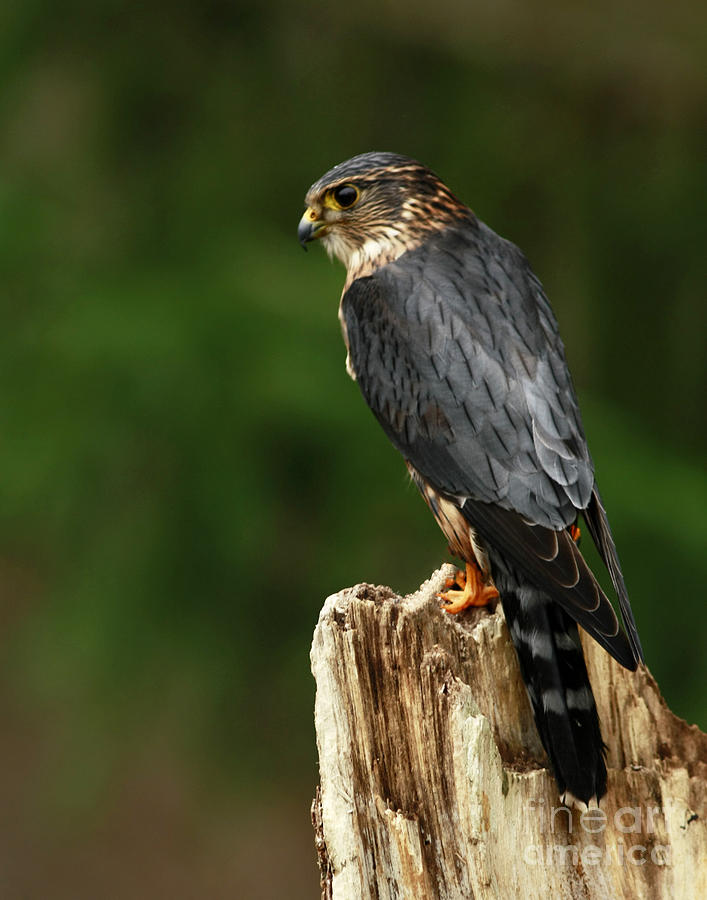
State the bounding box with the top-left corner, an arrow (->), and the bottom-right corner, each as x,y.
331,184 -> 359,210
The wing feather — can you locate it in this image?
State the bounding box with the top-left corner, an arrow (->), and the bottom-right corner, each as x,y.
342,222 -> 591,529
342,218 -> 640,669
459,499 -> 637,670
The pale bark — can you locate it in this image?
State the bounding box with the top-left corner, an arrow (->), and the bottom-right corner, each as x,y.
310,565 -> 707,899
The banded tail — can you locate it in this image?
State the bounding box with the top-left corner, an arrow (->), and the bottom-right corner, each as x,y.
495,564 -> 607,805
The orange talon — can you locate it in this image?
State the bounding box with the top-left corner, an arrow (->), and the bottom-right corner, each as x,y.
569,523 -> 581,543
438,560 -> 499,614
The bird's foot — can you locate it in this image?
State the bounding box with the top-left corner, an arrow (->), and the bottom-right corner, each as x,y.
569,523 -> 581,544
438,561 -> 499,614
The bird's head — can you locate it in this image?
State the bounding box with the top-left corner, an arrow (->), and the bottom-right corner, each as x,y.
298,152 -> 468,275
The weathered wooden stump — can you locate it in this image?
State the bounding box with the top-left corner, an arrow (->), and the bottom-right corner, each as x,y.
310,565 -> 706,899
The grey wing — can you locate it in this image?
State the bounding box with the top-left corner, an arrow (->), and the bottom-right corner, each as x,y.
343,223 -> 593,530
342,223 -> 642,667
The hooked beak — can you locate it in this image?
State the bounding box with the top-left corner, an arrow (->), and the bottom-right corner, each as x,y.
298,207 -> 326,249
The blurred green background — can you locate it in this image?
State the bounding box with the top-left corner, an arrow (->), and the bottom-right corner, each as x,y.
1,1 -> 705,897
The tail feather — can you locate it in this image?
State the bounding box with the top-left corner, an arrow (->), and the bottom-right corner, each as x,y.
496,563 -> 607,804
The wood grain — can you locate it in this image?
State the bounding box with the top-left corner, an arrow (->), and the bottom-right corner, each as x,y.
311,565 -> 706,899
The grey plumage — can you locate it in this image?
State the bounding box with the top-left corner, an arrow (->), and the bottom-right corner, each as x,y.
342,218 -> 642,670
300,152 -> 644,804
343,218 -> 591,526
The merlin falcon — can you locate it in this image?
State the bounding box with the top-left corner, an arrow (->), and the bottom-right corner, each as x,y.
298,152 -> 643,807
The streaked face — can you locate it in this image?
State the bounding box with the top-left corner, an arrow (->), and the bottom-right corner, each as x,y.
298,169 -> 408,266
298,152 -> 465,269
